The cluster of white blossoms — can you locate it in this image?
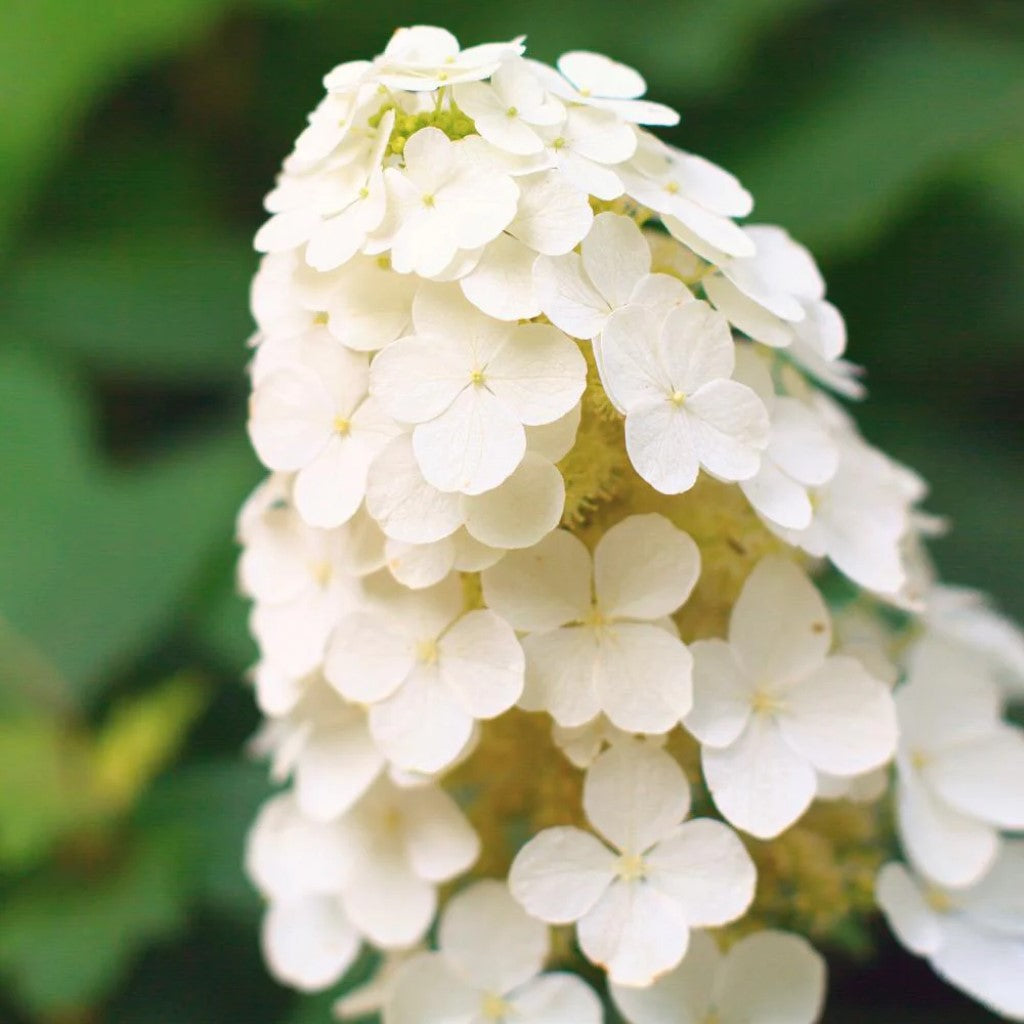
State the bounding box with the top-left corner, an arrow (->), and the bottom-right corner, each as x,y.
239,25 -> 1024,1022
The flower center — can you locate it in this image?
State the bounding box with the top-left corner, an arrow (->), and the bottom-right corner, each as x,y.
665,180 -> 680,194
669,390 -> 686,407
751,689 -> 782,714
470,368 -> 487,387
551,136 -> 566,150
582,603 -> 609,629
616,852 -> 646,881
416,638 -> 439,664
333,415 -> 351,436
310,560 -> 332,587
925,885 -> 952,914
421,193 -> 436,207
481,993 -> 511,1021
506,106 -> 518,119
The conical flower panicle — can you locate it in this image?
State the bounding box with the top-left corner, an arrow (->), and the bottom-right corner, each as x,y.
239,25 -> 1024,1022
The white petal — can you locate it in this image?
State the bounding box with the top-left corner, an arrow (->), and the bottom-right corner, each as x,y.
324,611 -> 415,703
594,513 -> 700,620
924,730 -> 1024,829
729,556 -> 832,689
248,368 -> 332,471
385,536 -> 456,589
686,639 -> 754,748
296,715 -> 384,821
384,954 -> 479,1024
439,609 -> 525,718
932,918 -> 1024,1019
463,453 -> 564,550
439,879 -> 547,994
609,930 -> 718,1024
370,666 -> 474,773
896,772 -> 999,888
525,402 -> 581,463
583,740 -> 690,855
485,322 -> 587,426
482,528 -> 592,632
365,435 -> 463,544
399,783 -> 480,883
413,385 -> 527,495
558,51 -> 646,99
715,930 -> 826,1024
625,399 -> 700,495
702,716 -> 818,838
534,251 -> 609,340
520,628 -> 604,726
262,897 -> 359,992
510,170 -> 594,256
779,655 -> 897,777
658,302 -> 735,394
342,852 -> 436,948
741,460 -> 814,531
323,255 -> 416,352
686,380 -> 769,482
645,818 -> 757,926
704,273 -> 793,348
510,973 -> 604,1024
509,826 -> 615,923
293,433 -> 372,528
370,333 -> 470,423
460,233 -> 541,321
875,862 -> 943,957
577,880 -> 690,986
596,623 -> 694,733
770,397 -> 839,487
583,213 -> 650,307
600,305 -> 672,410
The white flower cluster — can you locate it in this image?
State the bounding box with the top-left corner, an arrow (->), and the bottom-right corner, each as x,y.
238,25 -> 1024,1022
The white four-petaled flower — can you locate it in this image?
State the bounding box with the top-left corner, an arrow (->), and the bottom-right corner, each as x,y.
599,301 -> 770,494
686,556 -> 898,838
509,739 -> 756,986
483,514 -> 700,733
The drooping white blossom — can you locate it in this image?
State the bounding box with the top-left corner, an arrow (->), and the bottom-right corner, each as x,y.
685,556 -> 898,838
483,514 -> 700,732
733,345 -> 838,530
324,575 -> 524,773
370,283 -> 586,494
619,131 -> 754,259
384,880 -> 602,1024
610,929 -> 826,1024
877,847 -> 1024,1020
509,740 -> 756,986
530,50 -> 679,126
598,301 -> 770,494
893,633 -> 1024,889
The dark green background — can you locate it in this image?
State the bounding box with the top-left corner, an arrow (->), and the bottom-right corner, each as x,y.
0,1 -> 1021,1021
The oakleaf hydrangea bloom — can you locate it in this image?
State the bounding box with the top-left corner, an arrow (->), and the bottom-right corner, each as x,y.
237,25 -> 1024,1022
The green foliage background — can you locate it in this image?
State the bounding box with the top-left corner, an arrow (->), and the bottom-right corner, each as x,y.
0,1 -> 1021,1021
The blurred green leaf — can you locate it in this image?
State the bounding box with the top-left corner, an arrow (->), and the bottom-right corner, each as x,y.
0,0 -> 234,248
138,759 -> 271,915
0,715 -> 89,870
0,348 -> 258,697
0,837 -> 188,1014
735,27 -> 1024,254
2,233 -> 254,379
